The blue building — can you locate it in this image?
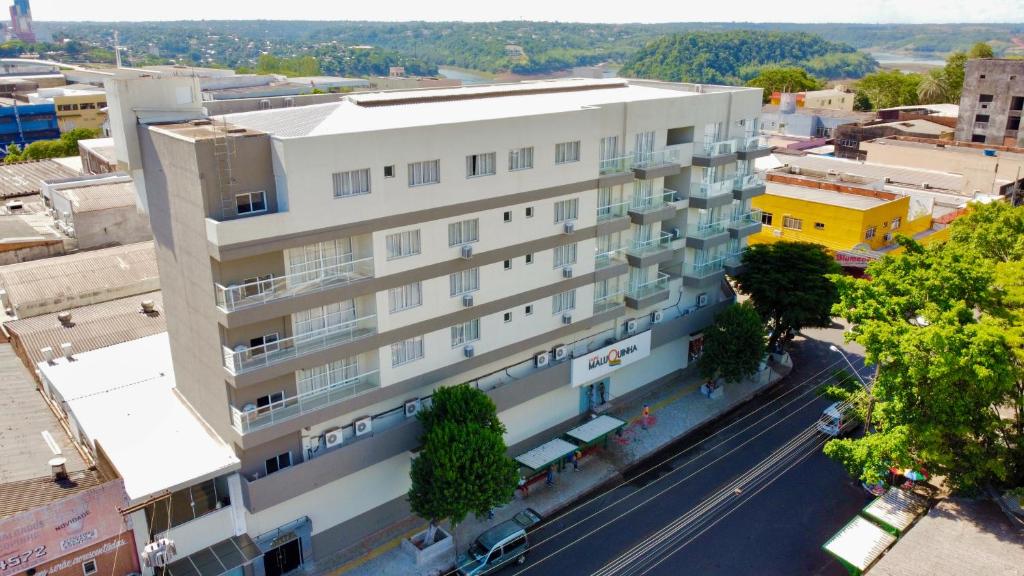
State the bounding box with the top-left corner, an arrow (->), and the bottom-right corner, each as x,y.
0,101 -> 60,157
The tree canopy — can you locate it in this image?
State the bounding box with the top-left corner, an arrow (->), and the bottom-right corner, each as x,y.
746,67 -> 824,103
855,70 -> 922,109
699,302 -> 766,384
734,242 -> 841,350
4,128 -> 98,164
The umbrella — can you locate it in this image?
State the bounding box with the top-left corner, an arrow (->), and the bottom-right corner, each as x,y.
903,469 -> 926,481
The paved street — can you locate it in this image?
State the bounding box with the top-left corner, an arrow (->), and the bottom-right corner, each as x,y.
501,324 -> 873,576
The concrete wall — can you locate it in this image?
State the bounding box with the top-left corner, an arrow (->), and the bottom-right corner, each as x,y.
72,206 -> 153,249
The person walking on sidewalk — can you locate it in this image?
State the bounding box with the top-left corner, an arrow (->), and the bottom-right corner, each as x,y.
642,404 -> 651,430
572,449 -> 582,472
546,464 -> 556,486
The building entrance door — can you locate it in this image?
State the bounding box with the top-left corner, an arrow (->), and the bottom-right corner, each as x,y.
579,379 -> 610,414
263,538 -> 303,576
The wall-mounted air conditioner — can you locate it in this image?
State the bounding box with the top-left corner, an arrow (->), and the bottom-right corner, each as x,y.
324,427 -> 343,448
464,344 -> 475,358
651,310 -> 664,324
553,345 -> 568,361
626,319 -> 638,334
404,399 -> 421,418
461,244 -> 474,259
354,416 -> 373,437
563,221 -> 575,234
697,293 -> 709,307
562,313 -> 573,325
562,266 -> 573,278
462,294 -> 474,307
535,352 -> 550,367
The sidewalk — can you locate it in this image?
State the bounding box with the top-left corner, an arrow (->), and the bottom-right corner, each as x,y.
326,358 -> 792,576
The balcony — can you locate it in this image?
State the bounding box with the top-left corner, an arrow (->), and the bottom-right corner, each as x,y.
214,256 -> 375,312
598,155 -> 635,187
723,248 -> 748,276
230,369 -> 381,434
628,189 -> 681,224
625,272 -> 671,309
594,245 -> 628,271
732,173 -> 766,201
593,290 -> 626,314
625,231 -> 675,267
727,209 -> 763,238
223,313 -> 378,375
685,220 -> 730,250
693,139 -> 737,167
631,144 -> 690,179
596,199 -> 630,223
690,179 -> 735,210
736,135 -> 772,160
683,258 -> 726,287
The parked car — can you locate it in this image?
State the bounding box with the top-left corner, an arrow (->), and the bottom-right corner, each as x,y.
816,401 -> 859,437
457,509 -> 542,575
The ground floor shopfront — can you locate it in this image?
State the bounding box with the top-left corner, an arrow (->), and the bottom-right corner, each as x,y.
31,533 -> 139,576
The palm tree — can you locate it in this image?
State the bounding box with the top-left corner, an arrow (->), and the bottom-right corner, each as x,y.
917,70 -> 949,104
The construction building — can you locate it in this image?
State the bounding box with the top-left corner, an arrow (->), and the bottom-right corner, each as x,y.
955,58 -> 1024,147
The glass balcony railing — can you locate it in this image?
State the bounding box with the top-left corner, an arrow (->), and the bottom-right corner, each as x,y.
738,135 -> 770,152
594,245 -> 627,270
633,144 -> 689,169
684,258 -> 726,280
725,247 -> 748,269
627,272 -> 670,300
599,155 -> 633,175
230,369 -> 381,434
223,313 -> 378,375
593,290 -> 626,314
215,256 -> 375,312
730,209 -> 763,227
689,220 -> 728,239
733,173 -> 764,191
627,231 -> 674,256
629,189 -> 679,213
697,139 -> 736,157
596,200 -> 630,222
692,180 -> 733,199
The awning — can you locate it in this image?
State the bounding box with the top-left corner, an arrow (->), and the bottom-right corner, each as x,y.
158,535 -> 262,576
861,488 -> 928,535
822,516 -> 897,574
515,438 -> 577,472
565,415 -> 626,445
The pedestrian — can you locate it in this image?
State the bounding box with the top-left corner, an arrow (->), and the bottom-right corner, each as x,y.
572,449 -> 582,472
546,464 -> 556,486
641,404 -> 650,430
597,382 -> 606,405
518,475 -> 529,498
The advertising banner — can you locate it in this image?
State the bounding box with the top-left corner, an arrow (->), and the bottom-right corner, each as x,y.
571,330 -> 652,387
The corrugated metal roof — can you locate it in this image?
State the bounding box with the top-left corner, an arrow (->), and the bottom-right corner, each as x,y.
6,291 -> 165,365
54,181 -> 137,213
0,241 -> 159,318
0,160 -> 79,199
778,155 -> 965,193
0,469 -> 106,519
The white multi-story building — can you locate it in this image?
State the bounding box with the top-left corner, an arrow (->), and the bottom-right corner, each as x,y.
113,76 -> 769,575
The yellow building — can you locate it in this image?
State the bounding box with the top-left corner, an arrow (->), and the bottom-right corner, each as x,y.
52,92 -> 108,133
750,179 -> 933,254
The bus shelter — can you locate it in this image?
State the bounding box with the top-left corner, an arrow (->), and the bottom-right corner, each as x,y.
861,487 -> 927,536
564,415 -> 626,449
515,438 -> 578,474
822,515 -> 897,576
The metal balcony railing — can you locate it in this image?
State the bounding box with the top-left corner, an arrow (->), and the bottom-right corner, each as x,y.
596,200 -> 630,222
629,189 -> 679,213
733,173 -> 764,191
593,290 -> 626,314
684,257 -> 726,279
594,245 -> 627,270
223,313 -> 378,375
692,179 -> 733,199
627,231 -> 674,256
626,272 -> 670,300
215,256 -> 375,312
230,369 -> 381,433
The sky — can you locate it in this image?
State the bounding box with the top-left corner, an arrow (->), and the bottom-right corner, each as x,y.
28,0 -> 1024,24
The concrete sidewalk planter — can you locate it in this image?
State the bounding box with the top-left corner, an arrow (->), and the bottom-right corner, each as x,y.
401,526 -> 455,569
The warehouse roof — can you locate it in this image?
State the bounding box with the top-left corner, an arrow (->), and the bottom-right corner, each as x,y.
53,180 -> 137,213
6,291 -> 165,365
0,160 -> 79,198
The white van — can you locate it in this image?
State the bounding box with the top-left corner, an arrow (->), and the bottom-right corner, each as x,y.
816,402 -> 859,437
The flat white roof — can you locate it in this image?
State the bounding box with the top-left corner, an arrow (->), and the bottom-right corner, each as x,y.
778,154 -> 966,193
38,333 -> 239,502
766,181 -> 893,211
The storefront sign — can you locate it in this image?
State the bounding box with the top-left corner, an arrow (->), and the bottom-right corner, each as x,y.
571,331 -> 652,387
834,250 -> 877,268
0,480 -> 129,576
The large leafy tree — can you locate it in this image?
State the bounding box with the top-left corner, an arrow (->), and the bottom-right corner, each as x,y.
855,70 -> 922,109
734,242 -> 841,351
4,128 -> 99,164
745,66 -> 824,103
408,385 -> 519,545
699,302 -> 766,384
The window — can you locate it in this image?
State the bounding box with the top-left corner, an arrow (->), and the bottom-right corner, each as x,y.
392,336 -> 425,366
503,259 -> 512,270
408,159 -> 440,186
144,476 -> 232,533
525,253 -> 534,265
553,243 -> 577,268
503,312 -> 512,323
555,141 -> 581,164
865,226 -> 877,240
524,304 -> 533,315
82,561 -> 97,576
976,114 -> 990,123
332,168 -> 371,198
386,230 -> 421,260
972,134 -> 987,143
892,217 -> 901,230
980,74 -> 986,79
761,212 -> 773,226
553,198 -> 579,223
255,391 -> 284,411
883,232 -> 893,242
450,319 -> 480,347
448,219 -> 479,246
814,222 -> 825,230
525,206 -> 534,218
384,165 -> 395,178
388,282 -> 423,312
503,211 -> 512,223
783,216 -> 803,230
466,152 -> 496,177
249,333 -> 279,354
241,274 -> 273,299
235,191 -> 267,215
509,146 -> 534,171
292,301 -> 355,337
449,268 -> 480,296
552,289 -> 576,314
979,94 -> 994,103
265,452 -> 292,475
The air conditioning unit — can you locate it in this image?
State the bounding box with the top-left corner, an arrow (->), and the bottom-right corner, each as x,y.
404,399 -> 421,418
553,345 -> 568,361
462,294 -> 474,307
60,342 -> 73,360
563,221 -> 575,234
323,427 -> 343,449
697,293 -> 709,307
651,310 -> 664,324
669,227 -> 681,240
562,266 -> 573,278
464,344 -> 475,358
562,313 -> 573,325
626,319 -> 638,334
461,244 -> 473,259
535,352 -> 550,367
354,416 -> 373,437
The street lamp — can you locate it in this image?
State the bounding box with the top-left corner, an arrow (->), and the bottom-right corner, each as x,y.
829,345 -> 875,433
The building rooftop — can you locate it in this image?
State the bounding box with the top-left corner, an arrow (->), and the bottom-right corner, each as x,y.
287,76 -> 369,86
869,498 -> 1024,576
37,333 -> 239,502
5,290 -> 165,365
869,119 -> 954,136
211,78 -> 754,139
78,136 -> 115,157
775,154 -> 965,193
0,160 -> 79,199
0,241 -> 159,319
877,103 -> 960,118
53,180 -> 137,212
762,104 -> 875,121
766,180 -> 892,211
866,135 -> 1024,161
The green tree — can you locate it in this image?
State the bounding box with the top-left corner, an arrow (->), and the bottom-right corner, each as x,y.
408,385 -> 518,545
4,128 -> 98,164
699,302 -> 766,384
853,90 -> 873,111
968,42 -> 995,59
855,70 -> 922,109
734,242 -> 841,351
917,69 -> 950,104
943,51 -> 968,103
745,66 -> 823,103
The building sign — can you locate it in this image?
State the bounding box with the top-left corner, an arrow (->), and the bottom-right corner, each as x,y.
0,480 -> 129,576
834,250 -> 878,268
571,330 -> 652,387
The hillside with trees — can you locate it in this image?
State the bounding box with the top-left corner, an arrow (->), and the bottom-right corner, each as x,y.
618,31 -> 877,84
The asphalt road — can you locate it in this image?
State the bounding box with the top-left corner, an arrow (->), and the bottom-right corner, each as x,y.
503,324 -> 874,576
